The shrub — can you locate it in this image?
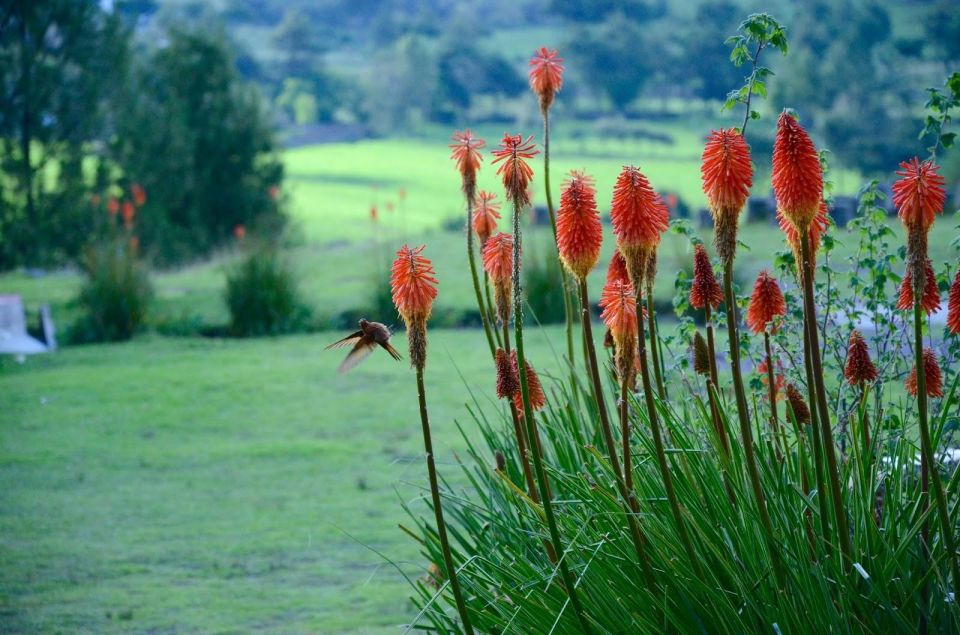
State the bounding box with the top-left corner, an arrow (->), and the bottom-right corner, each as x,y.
523,249 -> 566,324
70,239 -> 152,343
224,248 -> 309,337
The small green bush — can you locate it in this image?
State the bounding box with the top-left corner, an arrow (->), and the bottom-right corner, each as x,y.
523,250 -> 566,324
225,248 -> 309,337
70,239 -> 153,343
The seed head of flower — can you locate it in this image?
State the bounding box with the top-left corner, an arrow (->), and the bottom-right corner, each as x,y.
511,351 -> 546,415
391,245 -> 439,368
610,165 -> 669,288
472,190 -> 501,246
746,271 -> 786,334
844,330 -> 878,386
772,112 -> 823,234
450,129 -> 485,196
692,331 -> 710,377
701,129 -> 752,262
947,268 -> 960,335
892,157 -> 945,234
689,244 -> 723,310
906,348 -> 943,398
556,170 -> 602,280
897,258 -> 940,315
482,233 -> 514,324
785,383 -> 811,425
495,347 -> 520,399
528,47 -> 564,113
491,133 -> 538,207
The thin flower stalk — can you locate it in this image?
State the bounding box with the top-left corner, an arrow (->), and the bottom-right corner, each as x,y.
495,348 -> 538,504
747,271 -> 786,458
645,277 -> 667,401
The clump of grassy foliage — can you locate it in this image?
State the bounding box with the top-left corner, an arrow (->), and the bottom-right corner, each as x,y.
225,245 -> 310,337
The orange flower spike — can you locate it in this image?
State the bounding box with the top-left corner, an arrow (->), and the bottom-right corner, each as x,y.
491,133 -> 538,207
600,279 -> 638,378
511,351 -> 546,413
757,359 -> 785,397
605,251 -> 630,285
391,245 -> 439,369
906,348 -> 944,398
897,258 -> 940,315
449,129 -> 485,195
844,330 -> 878,386
528,47 -> 564,113
610,165 -> 670,287
772,112 -> 823,234
472,191 -> 501,245
892,157 -> 946,234
947,268 -> 960,335
131,183 -> 146,207
495,348 -> 520,399
746,271 -> 786,335
482,232 -> 514,324
701,129 -> 753,264
107,197 -> 119,217
689,244 -> 723,310
556,170 -> 602,280
121,201 -> 135,228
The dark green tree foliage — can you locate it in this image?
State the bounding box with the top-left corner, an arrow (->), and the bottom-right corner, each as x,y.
685,2 -> 746,102
112,26 -> 284,264
568,14 -> 654,112
0,0 -> 126,268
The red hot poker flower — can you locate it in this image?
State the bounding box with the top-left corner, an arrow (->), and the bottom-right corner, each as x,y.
511,351 -> 546,414
491,133 -> 538,207
897,258 -> 940,315
600,279 -> 638,379
892,158 -> 945,233
746,271 -> 786,334
391,245 -> 439,324
689,244 -> 723,310
556,170 -> 602,280
778,200 -> 830,258
844,330 -> 878,386
606,251 -> 630,285
610,165 -> 669,287
701,129 -> 753,214
495,348 -> 520,399
482,232 -> 514,324
122,201 -> 135,228
131,183 -> 146,207
472,191 -> 501,245
529,47 -> 564,112
772,112 -> 823,233
449,129 -> 485,195
948,268 -> 960,335
906,348 -> 943,398
107,197 -> 119,216
757,358 -> 785,399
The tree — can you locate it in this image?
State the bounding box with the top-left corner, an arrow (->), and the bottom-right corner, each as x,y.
0,0 -> 126,268
271,8 -> 325,79
568,14 -> 654,112
111,25 -> 284,264
684,2 -> 743,102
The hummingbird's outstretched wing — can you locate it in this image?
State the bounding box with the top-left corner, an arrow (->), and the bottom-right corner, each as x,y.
325,330 -> 363,350
337,339 -> 377,373
379,340 -> 402,361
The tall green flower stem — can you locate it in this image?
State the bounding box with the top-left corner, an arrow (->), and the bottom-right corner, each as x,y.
645,284 -> 667,400
577,278 -> 656,584
465,195 -> 497,358
722,259 -> 786,586
483,272 -> 502,348
802,319 -> 832,547
912,291 -> 960,590
636,288 -> 703,579
511,201 -> 592,634
763,332 -> 784,461
704,305 -> 729,454
798,233 -> 851,564
415,366 -> 474,635
542,110 -> 579,397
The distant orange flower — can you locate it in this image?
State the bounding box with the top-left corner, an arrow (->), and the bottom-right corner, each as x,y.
906,348 -> 943,398
948,269 -> 960,335
90,193 -> 101,207
495,348 -> 519,399
892,158 -> 945,233
482,233 -> 514,324
121,201 -> 135,228
472,191 -> 501,245
491,134 -> 538,207
398,188 -> 406,201
897,258 -> 940,315
786,383 -> 811,425
844,330 -> 878,386
131,183 -> 146,207
772,112 -> 823,233
450,129 -> 485,195
610,165 -> 669,288
556,170 -> 602,280
370,205 -> 378,223
386,201 -> 395,213
128,236 -> 139,253
757,358 -> 785,399
528,47 -> 564,112
606,251 -> 630,285
391,245 -> 439,325
600,279 -> 638,377
107,197 -> 119,217
511,351 -> 546,414
233,224 -> 246,241
689,244 -> 723,310
746,271 -> 786,334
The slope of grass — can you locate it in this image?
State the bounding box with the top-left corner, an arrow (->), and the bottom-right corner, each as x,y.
0,326 -> 567,634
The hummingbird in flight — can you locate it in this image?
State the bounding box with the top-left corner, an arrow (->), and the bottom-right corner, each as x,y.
325,319 -> 402,373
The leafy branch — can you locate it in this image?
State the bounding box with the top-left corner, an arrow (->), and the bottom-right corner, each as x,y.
920,71 -> 960,160
722,13 -> 788,137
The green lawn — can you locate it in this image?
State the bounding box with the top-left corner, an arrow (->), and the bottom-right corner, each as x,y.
0,326 -> 569,634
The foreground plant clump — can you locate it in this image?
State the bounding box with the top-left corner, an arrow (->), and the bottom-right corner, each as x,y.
387,15 -> 960,633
